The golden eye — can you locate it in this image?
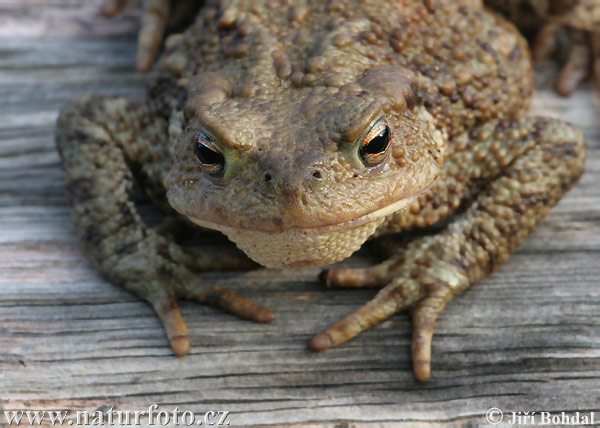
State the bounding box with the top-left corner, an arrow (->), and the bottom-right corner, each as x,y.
193,132 -> 225,176
360,120 -> 392,167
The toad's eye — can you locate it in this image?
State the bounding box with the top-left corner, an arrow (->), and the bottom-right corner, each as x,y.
193,132 -> 225,176
359,120 -> 392,167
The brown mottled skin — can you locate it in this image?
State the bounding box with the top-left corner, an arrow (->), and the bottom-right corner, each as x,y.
486,0 -> 600,96
57,0 -> 587,382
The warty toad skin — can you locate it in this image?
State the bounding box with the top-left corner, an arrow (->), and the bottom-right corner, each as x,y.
56,0 -> 587,381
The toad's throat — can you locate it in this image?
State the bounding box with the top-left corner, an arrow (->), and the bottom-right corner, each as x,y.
186,194 -> 419,269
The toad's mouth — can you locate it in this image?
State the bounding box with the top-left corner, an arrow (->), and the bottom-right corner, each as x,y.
185,192 -> 421,269
187,192 -> 419,234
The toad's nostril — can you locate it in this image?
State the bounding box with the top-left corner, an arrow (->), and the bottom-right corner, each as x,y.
312,170 -> 323,180
264,172 -> 273,183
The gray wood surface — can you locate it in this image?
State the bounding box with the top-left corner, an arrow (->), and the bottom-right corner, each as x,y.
1,1 -> 599,427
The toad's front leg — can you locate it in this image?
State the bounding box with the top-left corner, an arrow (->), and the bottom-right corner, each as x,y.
56,94 -> 272,356
313,117 -> 586,382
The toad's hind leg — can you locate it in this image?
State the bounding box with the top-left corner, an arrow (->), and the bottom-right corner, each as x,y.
56,94 -> 272,356
136,0 -> 170,72
312,117 -> 586,382
100,0 -> 169,71
532,25 -> 592,96
101,0 -> 201,72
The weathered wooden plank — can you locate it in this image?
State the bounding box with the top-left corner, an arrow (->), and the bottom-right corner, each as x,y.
0,1 -> 599,427
0,0 -> 140,38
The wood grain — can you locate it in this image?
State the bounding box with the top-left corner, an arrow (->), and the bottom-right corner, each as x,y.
1,1 -> 599,427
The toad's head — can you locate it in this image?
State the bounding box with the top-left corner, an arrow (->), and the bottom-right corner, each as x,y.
166,66 -> 445,268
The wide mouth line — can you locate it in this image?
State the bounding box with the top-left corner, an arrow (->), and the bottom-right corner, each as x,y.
186,191 -> 422,235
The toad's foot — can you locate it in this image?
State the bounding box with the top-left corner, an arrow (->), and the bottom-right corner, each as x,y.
312,117 -> 586,382
533,24 -> 600,96
150,282 -> 274,355
56,93 -> 271,356
100,0 -> 200,72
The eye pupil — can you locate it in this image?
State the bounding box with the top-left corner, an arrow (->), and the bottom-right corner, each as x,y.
363,127 -> 390,155
195,141 -> 224,166
193,133 -> 225,176
360,122 -> 392,166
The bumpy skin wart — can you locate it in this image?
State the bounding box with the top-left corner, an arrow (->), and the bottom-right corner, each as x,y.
58,1 -> 587,381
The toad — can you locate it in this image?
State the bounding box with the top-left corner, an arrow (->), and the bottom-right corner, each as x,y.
56,0 -> 587,381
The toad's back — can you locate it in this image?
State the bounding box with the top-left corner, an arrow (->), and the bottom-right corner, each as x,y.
151,0 -> 532,141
